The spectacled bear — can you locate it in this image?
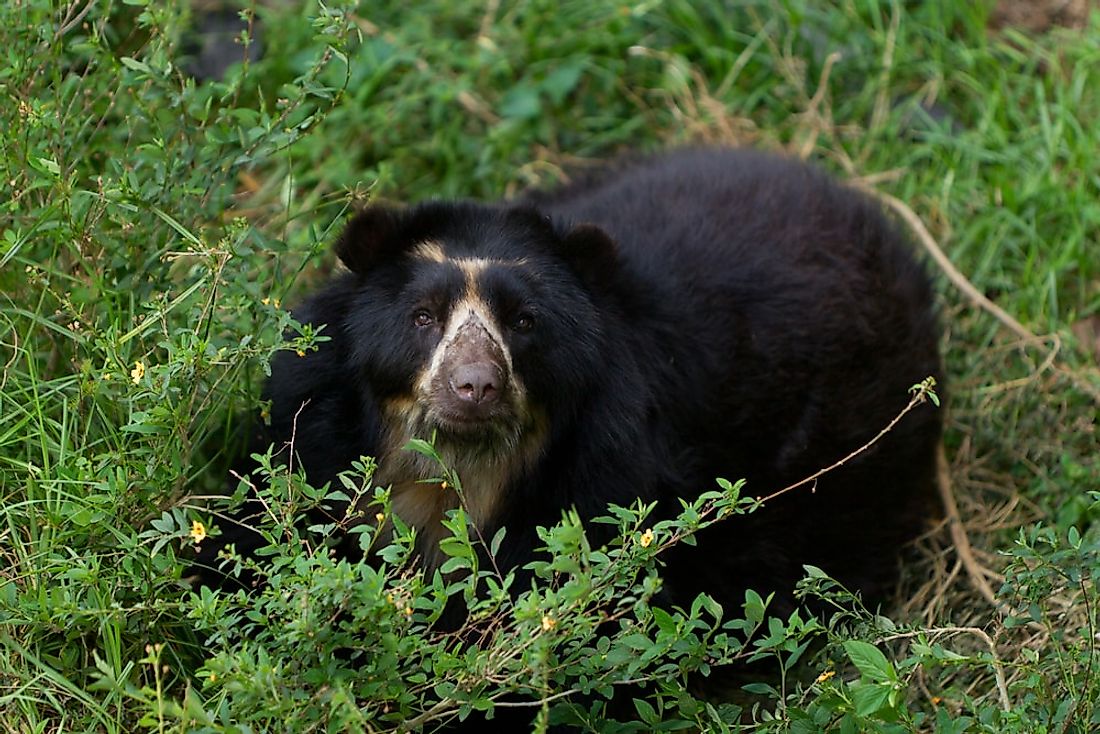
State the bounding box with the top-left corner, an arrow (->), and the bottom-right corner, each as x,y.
207,147 -> 943,620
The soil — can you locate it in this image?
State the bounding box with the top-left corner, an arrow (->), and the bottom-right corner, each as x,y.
989,0 -> 1092,31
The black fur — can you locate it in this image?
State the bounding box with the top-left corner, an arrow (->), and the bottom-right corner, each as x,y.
209,146 -> 942,625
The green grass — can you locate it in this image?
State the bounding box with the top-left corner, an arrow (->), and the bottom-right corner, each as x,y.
1,0 -> 1098,731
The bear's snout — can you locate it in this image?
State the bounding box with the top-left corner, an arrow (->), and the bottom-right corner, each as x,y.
427,314 -> 515,430
449,361 -> 502,405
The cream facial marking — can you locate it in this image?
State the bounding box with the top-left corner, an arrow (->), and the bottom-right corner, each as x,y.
410,240 -> 446,263
415,293 -> 516,398
408,239 -> 529,274
368,402 -> 550,573
367,367 -> 548,572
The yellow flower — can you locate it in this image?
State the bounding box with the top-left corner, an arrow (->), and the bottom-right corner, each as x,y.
295,349 -> 305,358
404,606 -> 413,616
815,670 -> 835,684
440,480 -> 449,490
375,512 -> 385,523
541,615 -> 557,632
261,297 -> 271,306
130,360 -> 145,384
639,528 -> 655,548
190,520 -> 207,544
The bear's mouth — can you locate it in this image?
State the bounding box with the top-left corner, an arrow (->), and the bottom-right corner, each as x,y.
427,405 -> 524,449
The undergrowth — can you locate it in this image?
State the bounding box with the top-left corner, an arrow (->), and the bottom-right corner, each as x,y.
1,0 -> 1098,732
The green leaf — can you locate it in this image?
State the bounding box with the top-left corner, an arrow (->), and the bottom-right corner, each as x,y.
851,682 -> 893,717
499,84 -> 541,120
843,640 -> 896,683
35,157 -> 60,176
403,437 -> 442,463
541,59 -> 586,104
652,606 -> 678,635
120,56 -> 152,74
150,205 -> 203,246
633,697 -> 659,724
490,526 -> 507,557
743,588 -> 766,624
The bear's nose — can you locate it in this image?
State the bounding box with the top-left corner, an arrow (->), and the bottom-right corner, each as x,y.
449,362 -> 501,404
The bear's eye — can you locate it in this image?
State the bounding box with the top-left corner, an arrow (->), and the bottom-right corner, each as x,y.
413,309 -> 435,328
513,313 -> 535,333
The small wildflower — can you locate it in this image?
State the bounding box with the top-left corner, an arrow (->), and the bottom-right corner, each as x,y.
931,696 -> 943,705
130,360 -> 145,384
440,480 -> 449,490
296,349 -> 306,358
639,528 -> 655,548
274,298 -> 281,308
541,614 -> 557,632
102,372 -> 113,381
386,593 -> 394,604
190,520 -> 207,544
261,297 -> 271,306
375,512 -> 385,523
404,606 -> 413,616
815,670 -> 835,684
209,672 -> 217,682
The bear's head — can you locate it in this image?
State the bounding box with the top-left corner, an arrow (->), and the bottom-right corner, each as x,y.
334,201 -> 619,503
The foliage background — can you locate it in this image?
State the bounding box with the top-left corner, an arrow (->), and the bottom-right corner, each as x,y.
1,0 -> 1098,731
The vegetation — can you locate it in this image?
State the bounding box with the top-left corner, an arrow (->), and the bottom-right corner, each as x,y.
1,0 -> 1097,731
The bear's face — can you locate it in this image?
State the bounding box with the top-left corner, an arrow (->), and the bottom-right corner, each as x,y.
337,202 -> 617,467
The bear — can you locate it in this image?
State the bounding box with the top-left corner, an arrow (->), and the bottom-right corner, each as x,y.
203,145 -> 942,633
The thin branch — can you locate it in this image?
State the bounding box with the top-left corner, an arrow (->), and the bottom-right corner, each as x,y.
859,184 -> 1100,406
935,444 -> 999,608
757,384 -> 935,505
56,0 -> 95,39
878,626 -> 1011,712
490,677 -> 651,708
865,186 -> 1040,345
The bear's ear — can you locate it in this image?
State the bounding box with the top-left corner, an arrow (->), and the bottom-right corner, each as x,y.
334,205 -> 408,275
557,223 -> 618,286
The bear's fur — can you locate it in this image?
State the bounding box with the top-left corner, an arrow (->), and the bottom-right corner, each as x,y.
209,147 -> 943,619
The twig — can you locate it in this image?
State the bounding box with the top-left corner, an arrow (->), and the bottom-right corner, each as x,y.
878,626 -> 1011,712
861,185 -> 1100,407
796,51 -> 842,161
478,0 -> 501,42
757,383 -> 935,505
397,698 -> 455,732
867,1 -> 901,140
857,183 -> 1100,614
490,677 -> 651,708
935,444 -> 999,608
865,187 -> 1040,345
56,0 -> 95,39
